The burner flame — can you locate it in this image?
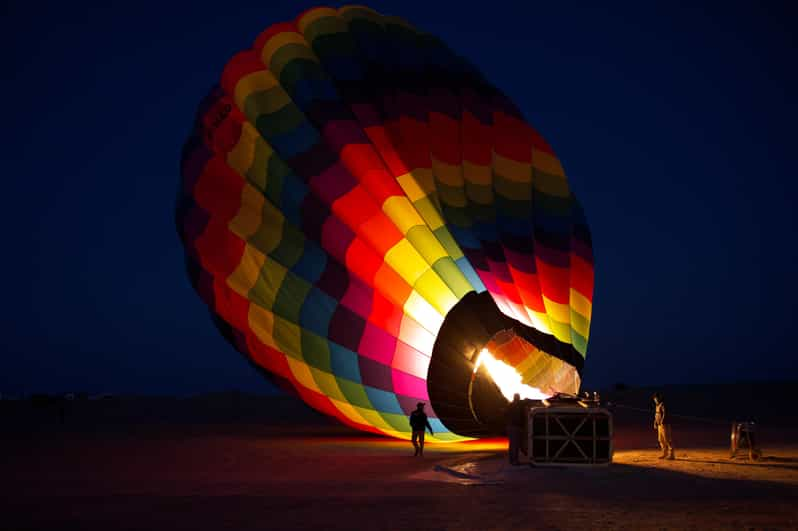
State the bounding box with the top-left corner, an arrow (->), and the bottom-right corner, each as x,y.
473,348 -> 552,401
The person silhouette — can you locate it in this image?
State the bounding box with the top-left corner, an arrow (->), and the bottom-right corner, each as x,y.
505,393 -> 524,465
409,402 -> 434,456
653,393 -> 675,460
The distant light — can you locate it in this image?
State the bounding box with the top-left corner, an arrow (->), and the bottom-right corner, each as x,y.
472,348 -> 551,401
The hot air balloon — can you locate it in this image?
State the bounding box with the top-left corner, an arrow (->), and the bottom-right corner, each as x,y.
176,5 -> 594,441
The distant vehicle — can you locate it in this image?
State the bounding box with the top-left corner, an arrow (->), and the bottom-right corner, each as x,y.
60,392 -> 88,401
89,393 -> 117,401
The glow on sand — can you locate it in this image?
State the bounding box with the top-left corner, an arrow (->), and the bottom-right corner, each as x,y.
473,348 -> 551,401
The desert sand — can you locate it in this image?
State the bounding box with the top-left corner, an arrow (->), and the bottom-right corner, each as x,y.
2,384 -> 796,530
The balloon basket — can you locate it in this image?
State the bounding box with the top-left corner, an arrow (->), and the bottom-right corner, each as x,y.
519,401 -> 613,466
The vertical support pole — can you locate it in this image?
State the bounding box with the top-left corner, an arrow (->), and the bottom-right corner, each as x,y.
545,411 -> 549,462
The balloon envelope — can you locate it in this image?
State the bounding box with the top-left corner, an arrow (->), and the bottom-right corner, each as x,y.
177,6 -> 594,441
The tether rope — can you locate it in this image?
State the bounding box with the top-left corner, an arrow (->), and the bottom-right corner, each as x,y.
609,403 -> 739,426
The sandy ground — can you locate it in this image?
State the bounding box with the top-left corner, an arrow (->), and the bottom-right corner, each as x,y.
2,393 -> 797,530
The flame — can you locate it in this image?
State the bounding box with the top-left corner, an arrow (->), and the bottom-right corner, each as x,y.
472,348 -> 552,401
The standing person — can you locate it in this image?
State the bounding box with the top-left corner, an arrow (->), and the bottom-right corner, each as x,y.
409,402 -> 434,456
505,393 -> 524,465
653,393 -> 675,460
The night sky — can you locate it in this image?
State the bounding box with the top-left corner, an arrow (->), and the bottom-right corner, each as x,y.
4,1 -> 796,396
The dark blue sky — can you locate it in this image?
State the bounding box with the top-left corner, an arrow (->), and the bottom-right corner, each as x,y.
4,1 -> 796,395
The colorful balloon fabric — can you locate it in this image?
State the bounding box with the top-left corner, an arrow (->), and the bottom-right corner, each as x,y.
177,5 -> 594,441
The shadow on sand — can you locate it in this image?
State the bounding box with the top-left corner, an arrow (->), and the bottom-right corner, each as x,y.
426,453 -> 797,501
677,456 -> 798,471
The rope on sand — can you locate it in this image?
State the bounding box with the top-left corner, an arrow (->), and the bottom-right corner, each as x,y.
610,403 -> 734,425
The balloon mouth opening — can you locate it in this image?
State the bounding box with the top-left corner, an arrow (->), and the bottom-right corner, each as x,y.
428,291 -> 583,437
472,348 -> 552,403
473,329 -> 581,403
